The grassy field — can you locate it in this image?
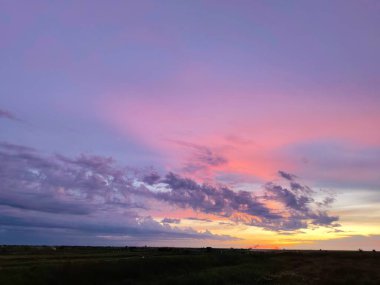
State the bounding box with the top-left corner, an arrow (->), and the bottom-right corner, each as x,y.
0,246 -> 379,284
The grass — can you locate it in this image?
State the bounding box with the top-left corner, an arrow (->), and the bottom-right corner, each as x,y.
0,246 -> 379,284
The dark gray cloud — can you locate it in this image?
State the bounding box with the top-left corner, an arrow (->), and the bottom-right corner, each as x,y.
142,172 -> 161,185
155,172 -> 280,220
186,217 -> 213,223
0,212 -> 236,242
264,183 -> 312,212
0,192 -> 92,215
260,182 -> 338,230
218,222 -> 235,226
161,218 -> 181,224
316,196 -> 335,208
278,170 -> 297,181
310,212 -> 339,226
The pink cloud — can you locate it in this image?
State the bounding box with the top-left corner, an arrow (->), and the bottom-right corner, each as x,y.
91,58 -> 380,187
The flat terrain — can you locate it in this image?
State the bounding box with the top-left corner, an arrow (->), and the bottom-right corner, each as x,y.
0,246 -> 379,284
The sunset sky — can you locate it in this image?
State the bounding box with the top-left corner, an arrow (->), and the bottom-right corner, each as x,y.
1,0 -> 379,250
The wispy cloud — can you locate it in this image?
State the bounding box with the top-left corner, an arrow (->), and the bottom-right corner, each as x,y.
287,235 -> 380,251
186,217 -> 213,223
171,140 -> 227,175
0,108 -> 19,122
278,141 -> 380,189
161,217 -> 181,224
278,170 -> 297,181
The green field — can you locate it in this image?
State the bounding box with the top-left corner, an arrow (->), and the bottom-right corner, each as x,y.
0,246 -> 379,284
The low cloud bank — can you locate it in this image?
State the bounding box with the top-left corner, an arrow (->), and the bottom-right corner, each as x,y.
0,141 -> 339,244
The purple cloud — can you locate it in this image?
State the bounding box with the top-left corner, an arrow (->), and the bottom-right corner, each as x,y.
149,172 -> 338,231
278,170 -> 297,181
0,108 -> 19,121
161,218 -> 181,224
260,182 -> 338,230
186,217 -> 213,223
142,172 -> 161,185
0,142 -> 238,243
155,172 -> 279,219
264,183 -> 312,212
0,141 -> 339,240
0,211 -> 237,243
171,140 -> 227,174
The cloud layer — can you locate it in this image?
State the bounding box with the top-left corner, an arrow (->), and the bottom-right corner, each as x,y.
148,172 -> 338,231
0,142 -> 237,244
0,140 -> 339,245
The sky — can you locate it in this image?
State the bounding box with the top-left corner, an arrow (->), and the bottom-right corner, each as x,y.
0,0 -> 379,250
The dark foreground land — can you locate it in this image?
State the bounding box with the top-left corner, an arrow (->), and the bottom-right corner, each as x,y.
0,246 -> 379,285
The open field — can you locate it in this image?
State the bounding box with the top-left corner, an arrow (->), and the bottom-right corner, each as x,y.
0,246 -> 379,284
